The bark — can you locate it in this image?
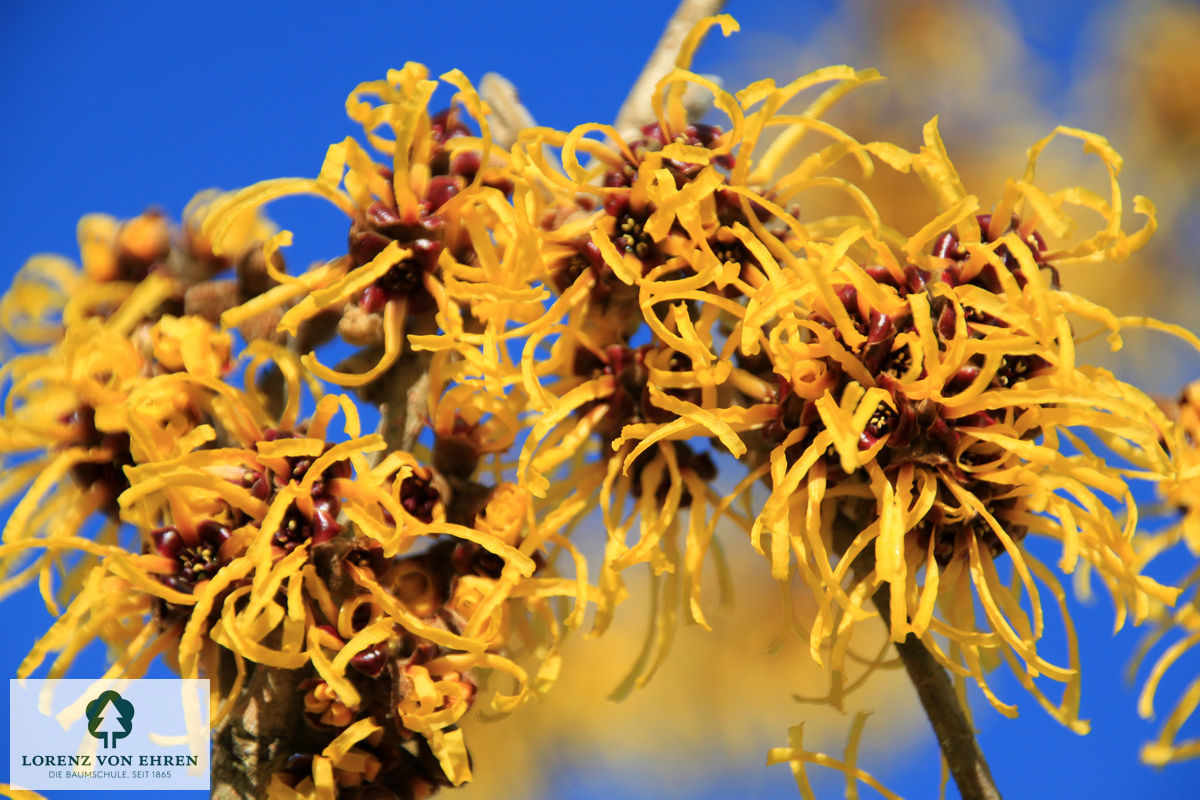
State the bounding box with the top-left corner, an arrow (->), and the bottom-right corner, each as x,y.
211,664 -> 314,799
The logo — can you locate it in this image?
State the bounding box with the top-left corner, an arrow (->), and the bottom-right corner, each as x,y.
84,690 -> 135,748
11,678 -> 210,792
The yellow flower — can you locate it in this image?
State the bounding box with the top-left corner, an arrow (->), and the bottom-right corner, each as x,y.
487,12 -> 1193,738
1,211 -> 180,350
118,389 -> 396,561
0,279 -> 217,609
302,678 -> 360,728
749,125 -> 1180,732
768,713 -> 901,800
480,28 -> 875,686
1,555 -> 166,681
1133,380 -> 1200,765
0,253 -> 79,347
472,483 -> 529,549
3,380 -> 556,788
446,574 -> 510,648
143,314 -> 234,378
1134,566 -> 1200,765
204,62 -> 532,390
78,210 -> 170,284
1160,381 -> 1200,554
14,8 -> 1198,796
181,188 -> 277,270
486,17 -> 885,691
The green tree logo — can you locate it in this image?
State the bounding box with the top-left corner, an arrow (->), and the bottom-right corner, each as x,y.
85,690 -> 134,748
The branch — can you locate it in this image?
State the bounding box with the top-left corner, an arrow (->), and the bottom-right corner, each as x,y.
829,512 -> 1000,799
872,581 -> 1002,800
356,348 -> 433,454
480,72 -> 537,150
613,0 -> 727,140
211,661 -> 316,799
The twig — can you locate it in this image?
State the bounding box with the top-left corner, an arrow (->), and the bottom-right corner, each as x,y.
872,581 -> 1002,800
211,661 -> 316,799
829,512 -> 1001,799
480,73 -> 537,150
613,0 -> 727,140
373,350 -> 433,454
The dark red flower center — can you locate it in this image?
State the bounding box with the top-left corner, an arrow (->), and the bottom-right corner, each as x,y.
61,406 -> 135,515
399,474 -> 440,524
151,521 -> 232,593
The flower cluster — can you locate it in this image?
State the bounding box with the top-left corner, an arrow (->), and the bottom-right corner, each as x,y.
4,11 -> 1199,799
118,388 -> 557,793
0,206 -> 241,600
1,96 -> 589,795
1131,380 -> 1200,765
465,15 -> 1178,730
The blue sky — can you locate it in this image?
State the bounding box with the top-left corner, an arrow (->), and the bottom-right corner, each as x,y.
3,1 -> 1199,798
